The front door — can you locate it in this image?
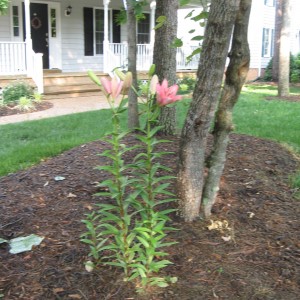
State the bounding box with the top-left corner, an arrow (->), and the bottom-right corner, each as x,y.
24,3 -> 49,69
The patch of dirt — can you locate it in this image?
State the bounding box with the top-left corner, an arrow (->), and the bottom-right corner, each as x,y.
0,101 -> 53,117
266,95 -> 300,102
0,134 -> 299,300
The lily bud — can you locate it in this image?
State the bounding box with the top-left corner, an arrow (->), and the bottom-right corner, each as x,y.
148,64 -> 156,77
150,75 -> 159,95
115,68 -> 126,81
122,72 -> 133,95
88,70 -> 101,86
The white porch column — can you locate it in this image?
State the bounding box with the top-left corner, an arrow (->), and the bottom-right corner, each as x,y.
103,0 -> 111,73
24,0 -> 33,76
150,1 -> 156,46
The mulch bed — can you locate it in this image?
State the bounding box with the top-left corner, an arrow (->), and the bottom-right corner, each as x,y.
0,131 -> 299,299
0,101 -> 53,117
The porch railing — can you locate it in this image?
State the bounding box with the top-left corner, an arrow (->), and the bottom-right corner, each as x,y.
31,52 -> 44,94
107,43 -> 199,73
0,42 -> 26,75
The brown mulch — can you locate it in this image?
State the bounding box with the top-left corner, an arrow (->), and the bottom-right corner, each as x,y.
0,101 -> 53,117
0,131 -> 299,299
266,95 -> 300,102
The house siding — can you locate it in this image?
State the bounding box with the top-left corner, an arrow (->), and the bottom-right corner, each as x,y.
1,0 -> 300,76
59,0 -> 129,72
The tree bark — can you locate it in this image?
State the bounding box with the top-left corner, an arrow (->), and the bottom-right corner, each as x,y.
278,0 -> 291,97
201,0 -> 251,218
178,0 -> 240,222
127,0 -> 140,129
272,0 -> 282,82
153,0 -> 178,135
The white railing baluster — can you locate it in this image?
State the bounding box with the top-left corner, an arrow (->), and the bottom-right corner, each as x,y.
0,42 -> 26,74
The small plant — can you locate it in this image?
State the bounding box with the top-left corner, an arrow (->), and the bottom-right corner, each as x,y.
177,76 -> 196,92
81,66 -> 182,293
291,171 -> 300,199
17,97 -> 34,111
32,93 -> 43,103
2,81 -> 35,105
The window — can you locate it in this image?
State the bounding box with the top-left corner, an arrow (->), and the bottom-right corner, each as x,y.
137,13 -> 150,44
50,9 -> 57,38
264,0 -> 274,7
262,28 -> 274,57
12,6 -> 20,37
95,9 -> 105,54
84,7 -> 117,56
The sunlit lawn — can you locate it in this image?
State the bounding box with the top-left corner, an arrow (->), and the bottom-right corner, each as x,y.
0,84 -> 299,177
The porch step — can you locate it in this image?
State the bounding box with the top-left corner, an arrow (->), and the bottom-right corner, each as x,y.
43,72 -> 104,95
0,75 -> 35,89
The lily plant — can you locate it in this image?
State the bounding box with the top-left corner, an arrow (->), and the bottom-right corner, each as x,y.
81,65 -> 182,292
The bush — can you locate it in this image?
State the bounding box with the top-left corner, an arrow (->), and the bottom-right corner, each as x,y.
263,53 -> 300,83
2,81 -> 35,105
177,76 -> 196,92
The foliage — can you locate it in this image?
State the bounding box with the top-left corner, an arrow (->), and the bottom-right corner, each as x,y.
1,84 -> 299,177
0,0 -> 9,15
174,3 -> 209,62
81,68 -> 179,292
177,76 -> 196,92
17,97 -> 34,111
115,1 -> 148,25
263,53 -> 300,83
291,171 -> 300,200
290,53 -> 300,83
114,7 -> 127,25
2,81 -> 35,105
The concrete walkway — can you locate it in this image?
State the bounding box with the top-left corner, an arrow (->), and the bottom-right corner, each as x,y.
0,92 -> 109,125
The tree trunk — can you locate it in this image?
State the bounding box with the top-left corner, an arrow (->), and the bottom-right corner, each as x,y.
272,0 -> 282,82
177,0 -> 240,222
153,0 -> 178,135
278,0 -> 291,97
127,0 -> 139,129
201,0 -> 251,218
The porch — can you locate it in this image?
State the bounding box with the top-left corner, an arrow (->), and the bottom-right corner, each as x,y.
0,41 -> 199,95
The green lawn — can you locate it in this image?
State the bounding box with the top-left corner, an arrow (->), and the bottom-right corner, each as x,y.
0,84 -> 299,177
0,109 -> 126,176
234,84 -> 300,153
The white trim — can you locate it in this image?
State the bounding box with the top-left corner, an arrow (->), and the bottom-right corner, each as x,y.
48,2 -> 61,69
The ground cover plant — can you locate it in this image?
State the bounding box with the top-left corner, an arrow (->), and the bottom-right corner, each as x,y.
0,81 -> 46,115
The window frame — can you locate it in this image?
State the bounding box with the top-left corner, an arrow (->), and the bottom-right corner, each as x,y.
12,5 -> 20,38
137,13 -> 150,44
94,7 -> 112,56
262,28 -> 274,58
264,0 -> 275,7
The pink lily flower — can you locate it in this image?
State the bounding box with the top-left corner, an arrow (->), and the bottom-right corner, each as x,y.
156,79 -> 182,106
100,76 -> 124,99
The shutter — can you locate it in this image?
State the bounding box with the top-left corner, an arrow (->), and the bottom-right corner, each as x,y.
262,28 -> 266,57
112,10 -> 121,43
84,7 -> 94,56
271,29 -> 275,56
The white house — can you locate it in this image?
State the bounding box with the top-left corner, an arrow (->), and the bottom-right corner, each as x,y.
0,0 -> 300,94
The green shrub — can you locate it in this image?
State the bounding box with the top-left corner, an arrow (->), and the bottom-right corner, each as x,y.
2,81 -> 35,105
263,58 -> 273,81
17,97 -> 34,111
177,76 -> 196,92
263,53 -> 300,83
